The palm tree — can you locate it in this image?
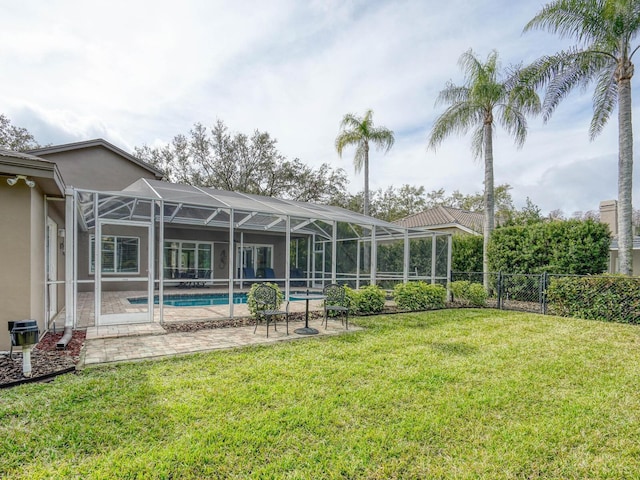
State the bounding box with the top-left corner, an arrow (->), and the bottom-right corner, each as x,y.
428,50 -> 541,286
523,0 -> 640,276
335,109 -> 395,217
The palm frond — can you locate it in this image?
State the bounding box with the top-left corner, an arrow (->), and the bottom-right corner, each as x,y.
521,48 -> 613,121
369,127 -> 395,153
590,67 -> 618,139
335,130 -> 362,157
470,125 -> 485,159
497,103 -> 529,148
428,103 -> 484,151
524,0 -> 606,44
435,83 -> 470,107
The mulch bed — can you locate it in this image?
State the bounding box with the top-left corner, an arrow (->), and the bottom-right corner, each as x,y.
161,311 -> 321,333
0,330 -> 85,388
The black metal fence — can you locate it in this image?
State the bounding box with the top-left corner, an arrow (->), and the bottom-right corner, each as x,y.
450,271 -> 637,316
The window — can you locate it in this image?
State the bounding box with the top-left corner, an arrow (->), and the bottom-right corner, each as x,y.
90,235 -> 139,274
237,244 -> 273,276
163,240 -> 213,279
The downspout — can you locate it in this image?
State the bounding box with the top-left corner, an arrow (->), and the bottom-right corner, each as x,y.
57,188 -> 76,349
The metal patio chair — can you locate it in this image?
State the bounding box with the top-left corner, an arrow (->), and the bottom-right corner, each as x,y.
322,284 -> 349,330
253,284 -> 289,337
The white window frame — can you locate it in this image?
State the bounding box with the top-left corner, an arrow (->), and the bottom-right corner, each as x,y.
163,239 -> 214,277
89,234 -> 140,275
236,243 -> 274,273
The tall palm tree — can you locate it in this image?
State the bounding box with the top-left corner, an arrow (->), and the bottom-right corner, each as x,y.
428,49 -> 541,285
523,0 -> 640,276
335,109 -> 395,217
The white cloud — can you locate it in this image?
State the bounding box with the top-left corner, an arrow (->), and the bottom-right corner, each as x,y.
0,0 -> 636,215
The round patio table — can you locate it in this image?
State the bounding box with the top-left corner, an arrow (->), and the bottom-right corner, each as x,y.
290,291 -> 325,335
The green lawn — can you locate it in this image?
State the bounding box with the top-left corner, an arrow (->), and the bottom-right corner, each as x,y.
2,309 -> 640,479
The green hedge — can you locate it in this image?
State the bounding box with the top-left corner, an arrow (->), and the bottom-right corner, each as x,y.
452,235 -> 483,273
450,281 -> 487,307
547,275 -> 640,324
393,281 -> 446,311
345,285 -> 386,315
488,219 -> 610,275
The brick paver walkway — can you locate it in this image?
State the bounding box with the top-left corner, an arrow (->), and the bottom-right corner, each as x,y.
80,317 -> 357,367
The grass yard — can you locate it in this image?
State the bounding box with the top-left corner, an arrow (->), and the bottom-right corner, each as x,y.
2,309 -> 640,479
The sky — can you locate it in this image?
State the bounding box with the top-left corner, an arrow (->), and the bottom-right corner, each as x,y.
0,0 -> 636,216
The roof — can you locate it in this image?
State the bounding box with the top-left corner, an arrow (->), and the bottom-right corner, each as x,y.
395,206 -> 483,234
75,178 -> 445,241
0,147 -> 65,196
28,138 -> 164,179
124,178 -> 409,228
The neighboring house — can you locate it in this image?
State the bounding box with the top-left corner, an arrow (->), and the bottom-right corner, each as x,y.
0,139 -> 449,352
599,199 -> 640,275
395,206 -> 483,235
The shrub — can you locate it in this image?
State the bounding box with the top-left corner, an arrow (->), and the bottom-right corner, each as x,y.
488,219 -> 610,275
345,285 -> 386,315
451,281 -> 487,307
246,282 -> 284,316
393,281 -> 446,311
451,280 -> 471,301
467,283 -> 488,306
547,275 -> 640,324
452,235 -> 483,273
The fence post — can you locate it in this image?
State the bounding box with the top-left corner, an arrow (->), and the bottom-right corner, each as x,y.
497,272 -> 502,310
541,272 -> 548,315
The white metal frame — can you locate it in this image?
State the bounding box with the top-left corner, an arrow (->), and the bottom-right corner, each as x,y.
95,218 -> 154,326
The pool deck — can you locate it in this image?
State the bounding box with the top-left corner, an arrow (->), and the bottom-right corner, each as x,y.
75,287 -> 325,328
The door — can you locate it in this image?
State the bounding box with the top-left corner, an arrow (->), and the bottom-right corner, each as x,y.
95,220 -> 154,325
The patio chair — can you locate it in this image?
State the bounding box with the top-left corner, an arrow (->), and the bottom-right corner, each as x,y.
264,267 -> 276,279
290,268 -> 305,287
322,284 -> 349,330
253,284 -> 289,337
243,267 -> 256,279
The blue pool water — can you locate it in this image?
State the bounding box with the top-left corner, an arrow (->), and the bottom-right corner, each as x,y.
128,292 -> 308,307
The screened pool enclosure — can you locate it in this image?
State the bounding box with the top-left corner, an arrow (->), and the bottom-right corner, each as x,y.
62,179 -> 451,327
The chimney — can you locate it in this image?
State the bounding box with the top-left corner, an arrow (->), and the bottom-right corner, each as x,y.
599,200 -> 618,235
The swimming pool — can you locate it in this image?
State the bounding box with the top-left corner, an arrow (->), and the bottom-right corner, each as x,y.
128,292 -> 309,307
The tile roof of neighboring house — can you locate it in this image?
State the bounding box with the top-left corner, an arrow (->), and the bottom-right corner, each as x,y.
28,138 -> 164,178
395,206 -> 483,234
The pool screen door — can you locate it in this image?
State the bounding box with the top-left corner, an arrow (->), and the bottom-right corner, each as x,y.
95,220 -> 154,325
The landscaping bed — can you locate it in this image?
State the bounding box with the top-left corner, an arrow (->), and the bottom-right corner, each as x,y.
0,330 -> 85,387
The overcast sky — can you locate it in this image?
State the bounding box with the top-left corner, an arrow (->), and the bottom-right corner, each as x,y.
1,0 -> 636,215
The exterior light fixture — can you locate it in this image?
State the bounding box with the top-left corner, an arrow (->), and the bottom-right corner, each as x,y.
6,175 -> 35,188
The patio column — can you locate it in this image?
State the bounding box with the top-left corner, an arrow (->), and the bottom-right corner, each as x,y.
158,199 -> 164,324
447,234 -> 452,296
431,232 -> 437,285
306,235 -> 311,288
370,225 -> 377,286
285,215 -> 291,298
356,239 -> 361,289
403,229 -> 409,284
64,188 -> 76,329
331,221 -> 337,284
228,208 -> 235,318
93,193 -> 100,326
